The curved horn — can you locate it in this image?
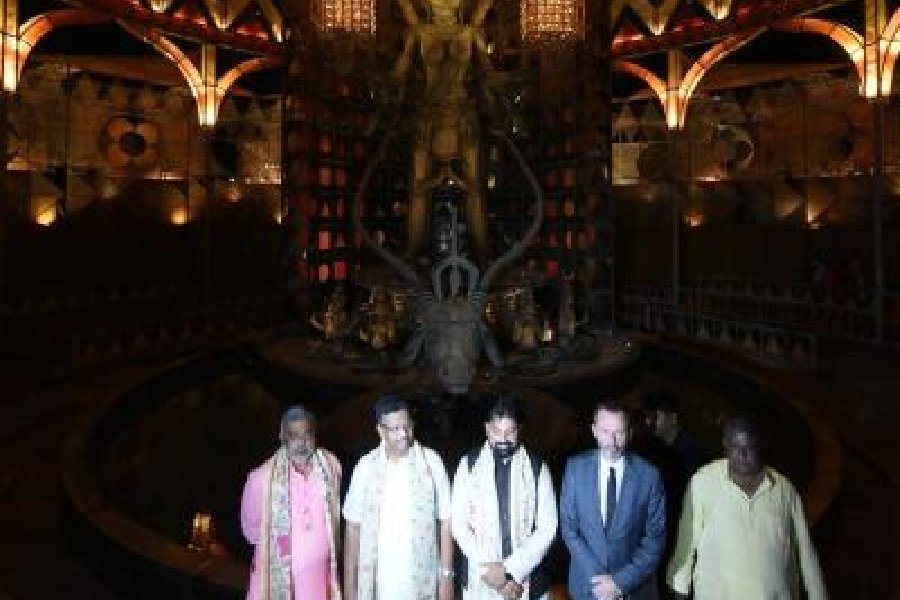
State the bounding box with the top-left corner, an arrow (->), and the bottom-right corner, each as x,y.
352,115 -> 421,287
480,131 -> 544,290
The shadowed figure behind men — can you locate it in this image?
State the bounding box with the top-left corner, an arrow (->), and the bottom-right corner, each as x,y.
637,392 -> 709,561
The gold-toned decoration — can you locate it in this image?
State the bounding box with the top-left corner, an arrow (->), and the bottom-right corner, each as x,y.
391,0 -> 493,257
188,511 -> 215,551
311,0 -> 376,36
521,0 -> 584,46
1,0 -> 19,92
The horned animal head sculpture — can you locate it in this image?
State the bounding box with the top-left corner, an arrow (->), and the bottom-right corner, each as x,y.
353,128 -> 543,393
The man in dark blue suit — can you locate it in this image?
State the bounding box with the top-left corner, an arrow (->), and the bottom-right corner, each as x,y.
560,398 -> 666,600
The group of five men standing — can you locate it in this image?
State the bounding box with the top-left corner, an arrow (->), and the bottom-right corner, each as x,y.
241,392 -> 827,599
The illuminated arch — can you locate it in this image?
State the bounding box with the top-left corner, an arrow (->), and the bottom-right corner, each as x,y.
612,59 -> 667,107
774,17 -> 865,88
117,22 -> 212,124
119,22 -> 203,97
12,10 -> 110,90
879,7 -> 900,96
213,55 -> 282,118
677,29 -> 762,128
217,56 -> 280,94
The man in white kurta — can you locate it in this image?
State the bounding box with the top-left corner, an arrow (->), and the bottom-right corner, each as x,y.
452,394 -> 557,600
343,394 -> 454,600
666,416 -> 827,600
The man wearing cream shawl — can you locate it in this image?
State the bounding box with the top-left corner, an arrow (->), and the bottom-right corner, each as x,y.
240,404 -> 343,599
451,393 -> 557,600
343,394 -> 454,600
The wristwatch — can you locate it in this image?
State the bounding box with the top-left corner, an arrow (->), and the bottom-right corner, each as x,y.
439,568 -> 455,580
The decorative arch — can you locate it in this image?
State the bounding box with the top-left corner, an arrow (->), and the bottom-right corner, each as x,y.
879,7 -> 900,96
212,55 -> 282,118
217,56 -> 280,94
119,22 -> 203,97
12,10 -> 110,91
118,25 -> 281,127
612,59 -> 667,108
774,17 -> 865,87
677,29 -> 762,128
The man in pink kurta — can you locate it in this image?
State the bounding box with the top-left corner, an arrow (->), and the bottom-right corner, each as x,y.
240,405 -> 342,600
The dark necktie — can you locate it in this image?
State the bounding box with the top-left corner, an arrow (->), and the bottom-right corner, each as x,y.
605,467 -> 617,532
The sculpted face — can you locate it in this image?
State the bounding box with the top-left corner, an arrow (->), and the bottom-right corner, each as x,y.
592,408 -> 630,461
282,419 -> 316,465
724,428 -> 762,477
431,302 -> 481,395
377,409 -> 414,457
485,416 -> 520,459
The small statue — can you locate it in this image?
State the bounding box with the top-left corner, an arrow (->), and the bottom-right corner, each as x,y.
512,285 -> 541,351
360,285 -> 398,351
310,285 -> 357,355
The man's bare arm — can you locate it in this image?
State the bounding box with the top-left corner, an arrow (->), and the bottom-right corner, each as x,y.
438,518 -> 454,600
344,522 -> 361,600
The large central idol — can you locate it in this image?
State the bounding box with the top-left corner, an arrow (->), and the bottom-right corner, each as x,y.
390,0 -> 495,260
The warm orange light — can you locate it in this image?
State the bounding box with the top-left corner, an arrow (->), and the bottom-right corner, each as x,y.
311,0 -> 376,35
35,206 -> 56,226
148,0 -> 174,12
170,207 -> 189,225
685,213 -> 705,227
221,181 -> 242,202
188,511 -> 215,551
521,0 -> 584,45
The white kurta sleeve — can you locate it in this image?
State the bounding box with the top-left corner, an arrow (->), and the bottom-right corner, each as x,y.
666,474 -> 702,595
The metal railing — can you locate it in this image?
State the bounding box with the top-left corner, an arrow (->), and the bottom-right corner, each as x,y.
679,279 -> 878,343
618,291 -> 820,368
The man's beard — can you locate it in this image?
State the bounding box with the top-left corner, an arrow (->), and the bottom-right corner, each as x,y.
492,441 -> 518,460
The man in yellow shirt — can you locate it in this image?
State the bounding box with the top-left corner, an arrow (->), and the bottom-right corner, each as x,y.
666,415 -> 827,600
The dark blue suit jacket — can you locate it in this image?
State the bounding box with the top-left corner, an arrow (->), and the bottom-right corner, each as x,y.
560,450 -> 666,600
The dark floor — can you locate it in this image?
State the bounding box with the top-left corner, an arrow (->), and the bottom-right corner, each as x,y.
0,342 -> 898,599
814,345 -> 900,600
